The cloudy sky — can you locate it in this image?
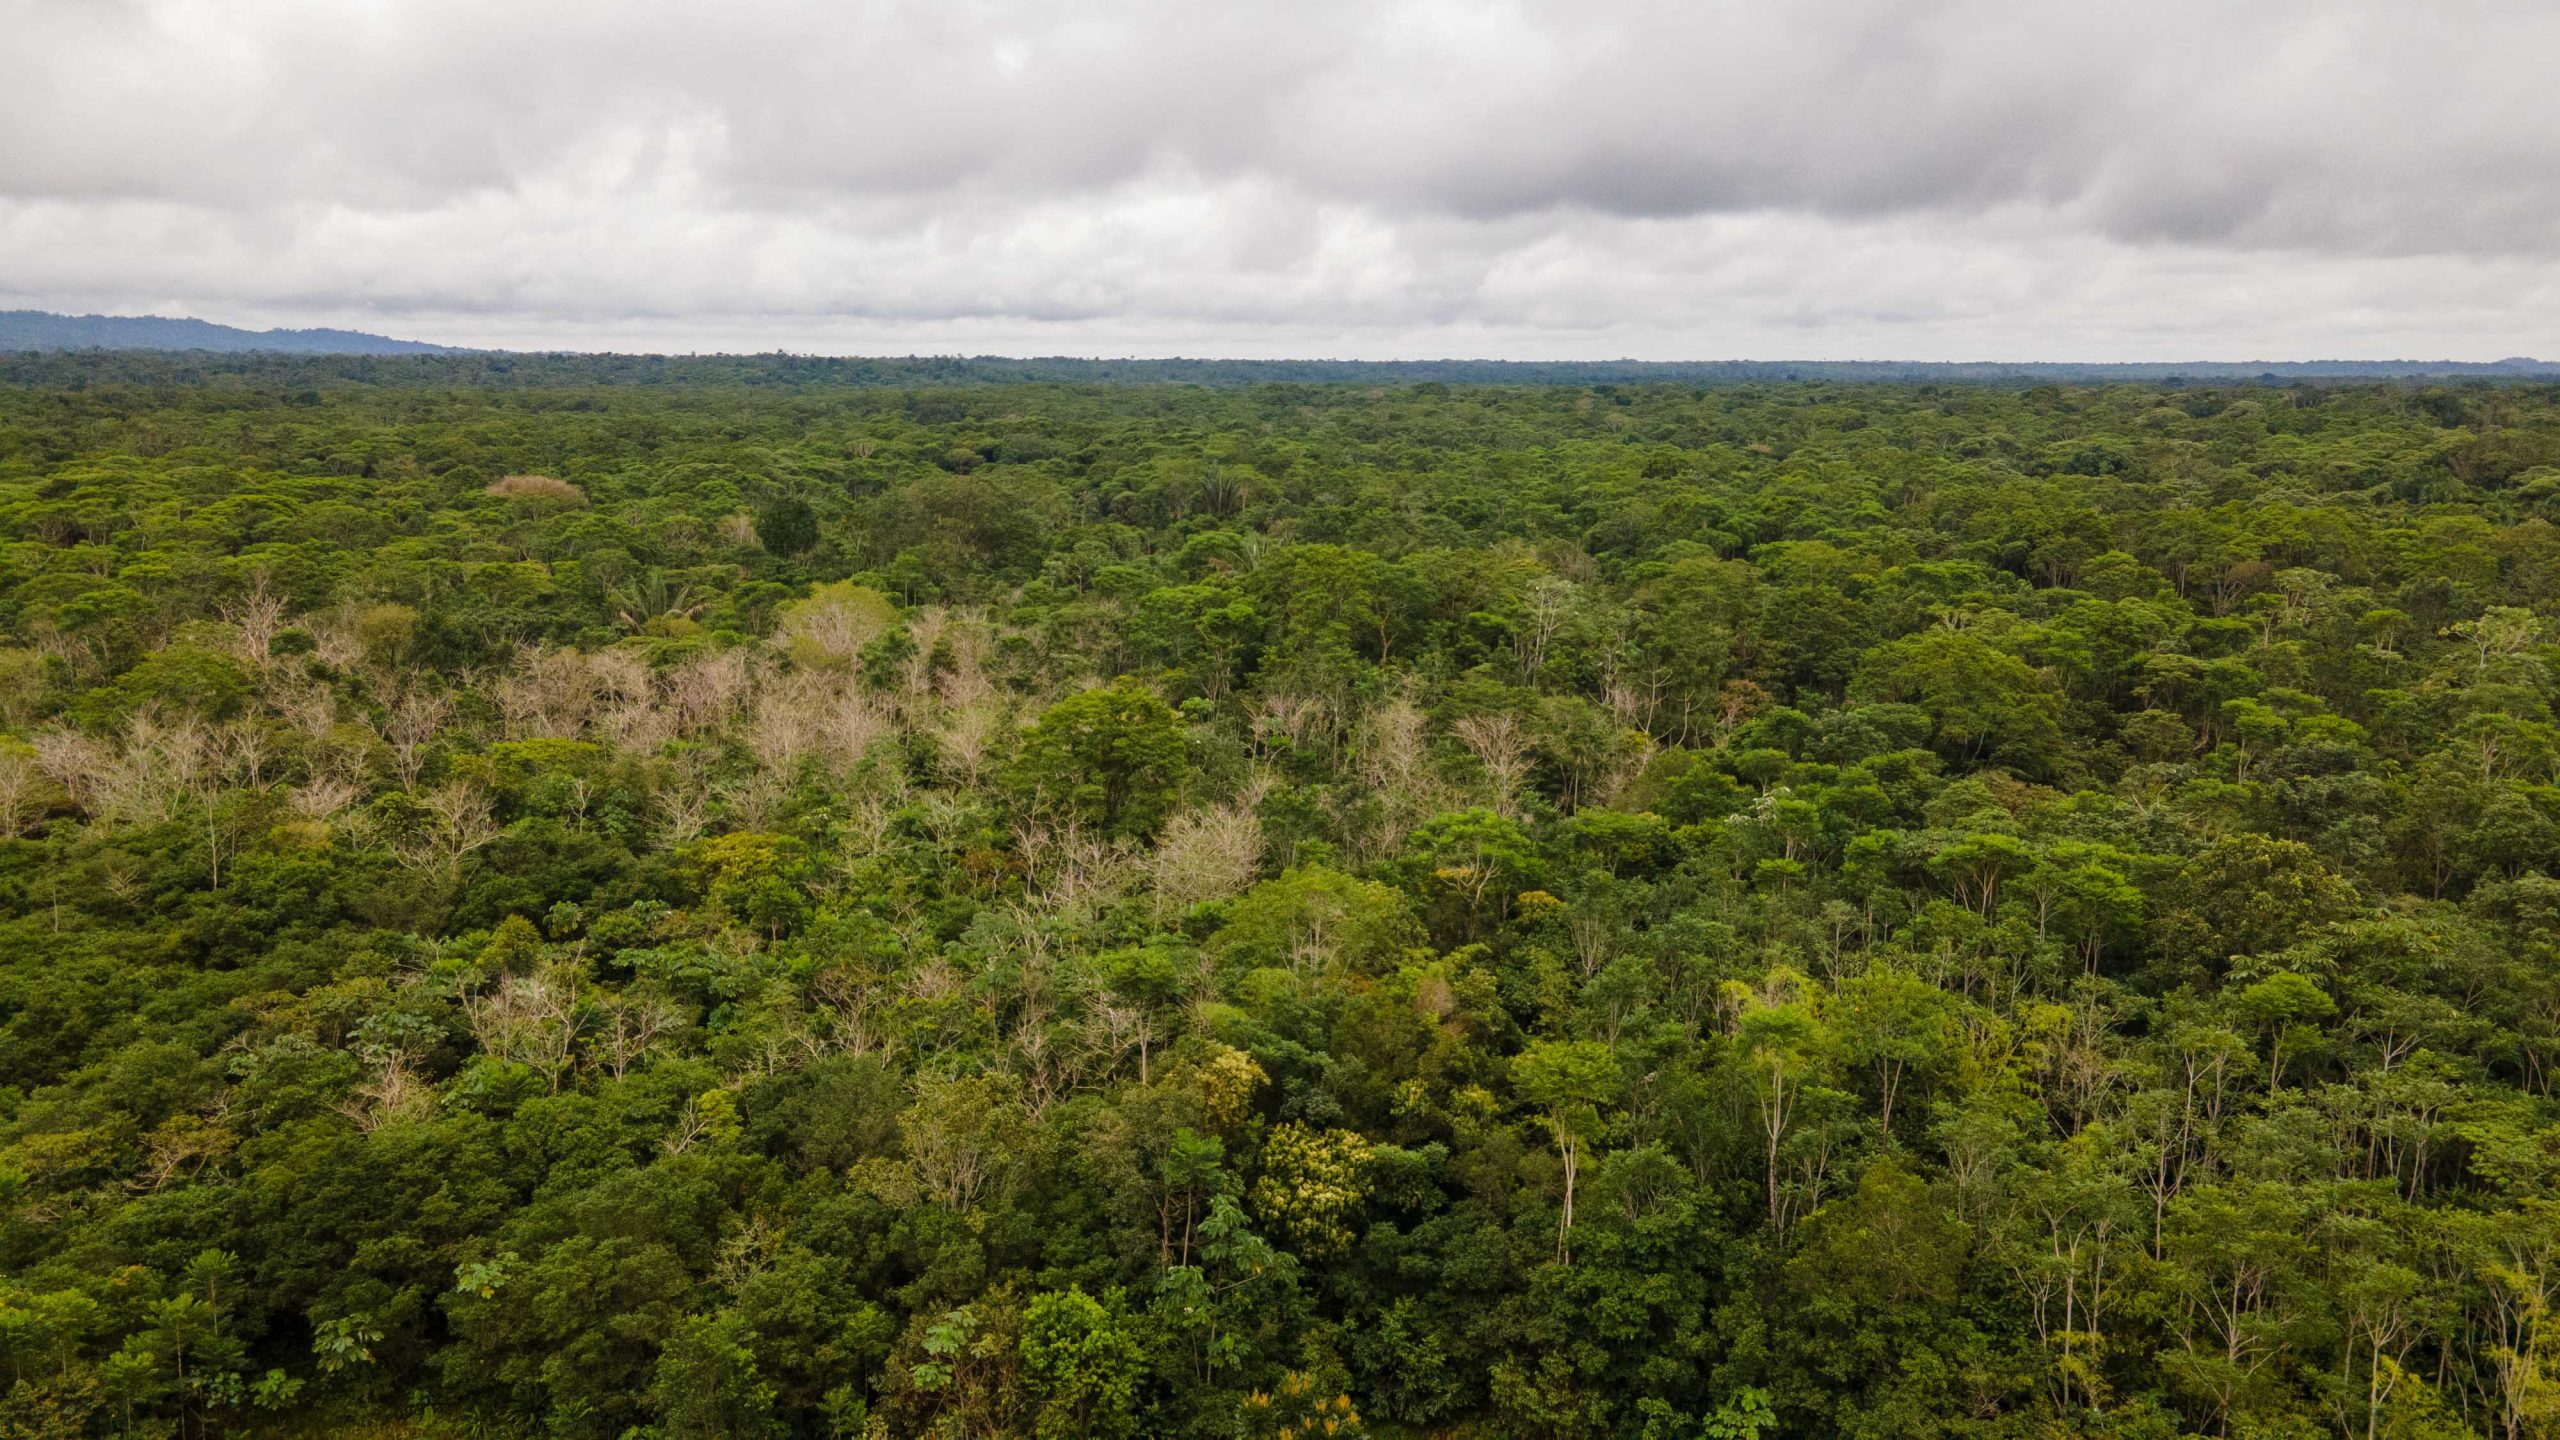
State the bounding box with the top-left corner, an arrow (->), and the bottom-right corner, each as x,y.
4,0 -> 2555,359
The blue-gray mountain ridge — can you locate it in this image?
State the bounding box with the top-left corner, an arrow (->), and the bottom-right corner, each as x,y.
0,310 -> 463,355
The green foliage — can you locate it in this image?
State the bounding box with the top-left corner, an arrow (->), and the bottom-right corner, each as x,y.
755,495 -> 821,558
1248,1122 -> 1375,1255
1004,677 -> 1190,837
652,1310 -> 784,1439
1851,629 -> 2067,774
1020,1287 -> 1145,1440
1209,865 -> 1422,980
6,368 -> 2560,1438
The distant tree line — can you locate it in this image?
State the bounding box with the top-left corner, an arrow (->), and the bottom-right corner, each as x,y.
5,348 -> 2558,392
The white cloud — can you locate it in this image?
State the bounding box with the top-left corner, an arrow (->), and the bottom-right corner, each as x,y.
3,0 -> 2554,357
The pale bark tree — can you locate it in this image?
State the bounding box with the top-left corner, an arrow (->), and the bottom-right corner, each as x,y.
218,575 -> 289,670
391,781 -> 500,875
0,745 -> 55,837
495,646 -> 601,740
1514,575 -> 1574,679
1454,711 -> 1531,817
463,965 -> 584,1091
1148,792 -> 1267,919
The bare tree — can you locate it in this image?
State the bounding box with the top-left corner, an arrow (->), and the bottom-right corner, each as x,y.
269,672 -> 342,743
381,686 -> 452,789
933,698 -> 1009,790
747,671 -> 827,779
654,750 -> 721,844
1014,818 -> 1142,917
306,605 -> 366,671
601,689 -> 677,754
933,612 -> 999,710
1092,996 -> 1162,1084
42,714 -> 219,829
219,575 -> 291,670
1148,795 -> 1267,919
495,646 -> 600,740
391,781 -> 500,875
1585,727 -> 1655,811
819,689 -> 894,777
811,964 -> 892,1057
1602,678 -> 1647,730
1252,691 -> 1331,760
213,719 -> 271,789
186,720 -> 277,889
666,649 -> 753,736
462,965 -> 584,1091
588,647 -> 672,751
1351,697 -> 1443,862
1515,575 -> 1575,679
1454,711 -> 1532,818
334,1052 -> 436,1133
288,776 -> 364,825
587,989 -> 687,1079
33,728 -> 113,819
1009,994 -> 1090,1119
899,607 -> 953,716
0,745 -> 57,837
839,764 -> 914,858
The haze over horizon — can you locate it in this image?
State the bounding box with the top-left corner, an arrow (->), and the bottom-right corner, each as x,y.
6,1 -> 2556,361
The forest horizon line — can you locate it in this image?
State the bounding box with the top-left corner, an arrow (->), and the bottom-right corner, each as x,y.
4,328 -> 2559,389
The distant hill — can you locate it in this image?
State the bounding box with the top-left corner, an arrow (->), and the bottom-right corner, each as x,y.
0,309 -> 464,355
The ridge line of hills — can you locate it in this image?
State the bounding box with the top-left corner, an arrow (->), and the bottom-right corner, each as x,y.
0,308 -> 465,356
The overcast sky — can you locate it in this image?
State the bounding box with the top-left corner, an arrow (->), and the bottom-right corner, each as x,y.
4,0 -> 2555,359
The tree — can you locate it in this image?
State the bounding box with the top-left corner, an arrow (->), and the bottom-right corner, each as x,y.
1129,580 -> 1263,701
1850,629 -> 2067,773
2232,970 -> 2336,1095
900,1073 -> 1027,1213
1021,1287 -> 1145,1440
1788,1158 -> 1962,1310
1239,1372 -> 1367,1440
1249,1122 -> 1374,1256
1734,981 -> 1829,1240
754,495 -> 820,557
1830,967 -> 1957,1138
1208,865 -> 1420,980
1512,1039 -> 1618,1259
772,580 -> 895,669
1006,679 -> 1190,837
650,1311 -> 782,1440
2163,833 -> 2359,969
1626,556 -> 1753,742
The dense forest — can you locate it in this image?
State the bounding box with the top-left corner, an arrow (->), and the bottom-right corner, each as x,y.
4,364 -> 2560,1439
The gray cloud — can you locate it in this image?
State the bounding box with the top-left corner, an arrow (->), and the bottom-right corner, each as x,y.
2,0 -> 2555,356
